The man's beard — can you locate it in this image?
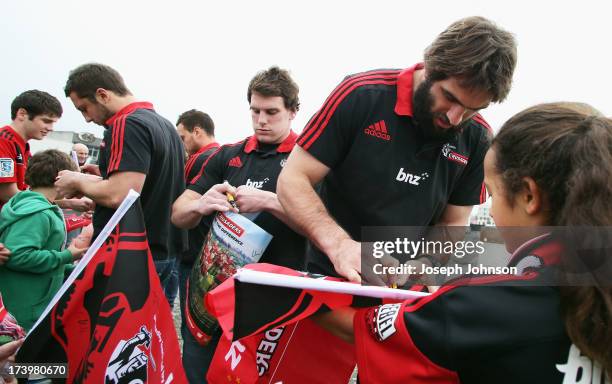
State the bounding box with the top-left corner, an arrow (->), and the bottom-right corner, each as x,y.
412,78 -> 463,142
102,105 -> 115,126
94,103 -> 115,126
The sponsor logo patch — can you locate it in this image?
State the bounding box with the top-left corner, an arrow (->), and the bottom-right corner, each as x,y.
228,156 -> 243,168
396,168 -> 429,186
371,303 -> 402,341
218,213 -> 245,237
364,120 -> 391,141
245,177 -> 269,189
0,158 -> 14,177
441,143 -> 469,165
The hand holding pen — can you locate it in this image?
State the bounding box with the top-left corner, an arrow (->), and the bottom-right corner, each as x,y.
224,180 -> 239,211
196,181 -> 238,216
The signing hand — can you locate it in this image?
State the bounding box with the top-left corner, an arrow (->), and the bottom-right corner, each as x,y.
54,170 -> 85,199
362,253 -> 401,287
329,238 -> 362,283
195,182 -> 239,216
393,259 -> 437,288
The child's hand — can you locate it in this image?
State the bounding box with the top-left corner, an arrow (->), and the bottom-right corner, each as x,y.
68,244 -> 88,260
0,243 -> 10,266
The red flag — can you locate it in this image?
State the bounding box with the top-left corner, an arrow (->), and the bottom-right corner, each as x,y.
16,202 -> 187,384
208,318 -> 355,384
205,263 -> 399,384
64,212 -> 92,233
206,263 -> 388,341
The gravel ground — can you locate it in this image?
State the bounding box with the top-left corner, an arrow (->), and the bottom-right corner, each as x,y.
171,297 -> 183,349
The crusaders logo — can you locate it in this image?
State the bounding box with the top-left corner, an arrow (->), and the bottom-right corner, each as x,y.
105,326 -> 152,384
441,143 -> 469,166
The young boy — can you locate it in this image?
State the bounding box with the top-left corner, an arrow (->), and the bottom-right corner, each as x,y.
0,90 -> 63,210
0,150 -> 87,331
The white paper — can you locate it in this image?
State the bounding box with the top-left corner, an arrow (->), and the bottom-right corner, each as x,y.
234,269 -> 430,300
70,150 -> 80,168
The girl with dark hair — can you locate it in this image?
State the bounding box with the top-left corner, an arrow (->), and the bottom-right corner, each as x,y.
319,102 -> 612,383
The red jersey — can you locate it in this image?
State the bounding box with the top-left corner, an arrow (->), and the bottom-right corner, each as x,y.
0,125 -> 30,210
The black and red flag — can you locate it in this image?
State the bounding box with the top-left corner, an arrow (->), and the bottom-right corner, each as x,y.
206,263 -> 407,341
16,200 -> 186,384
205,263 -> 399,384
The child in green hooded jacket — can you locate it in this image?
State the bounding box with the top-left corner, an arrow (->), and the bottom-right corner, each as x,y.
0,150 -> 87,331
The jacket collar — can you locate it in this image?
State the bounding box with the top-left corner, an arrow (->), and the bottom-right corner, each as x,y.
105,101 -> 154,126
507,233 -> 563,272
244,130 -> 298,154
193,141 -> 220,157
394,62 -> 424,117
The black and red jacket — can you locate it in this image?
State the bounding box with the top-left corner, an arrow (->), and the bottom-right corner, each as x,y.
354,234 -> 607,384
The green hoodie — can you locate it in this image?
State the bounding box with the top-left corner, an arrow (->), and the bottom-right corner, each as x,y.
0,190 -> 73,331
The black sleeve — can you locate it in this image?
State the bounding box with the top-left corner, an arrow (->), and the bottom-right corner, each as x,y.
296,78 -> 364,168
106,116 -> 151,175
187,147 -> 226,195
448,124 -> 491,206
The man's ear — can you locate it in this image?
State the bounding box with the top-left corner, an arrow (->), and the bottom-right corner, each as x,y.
519,177 -> 543,216
94,88 -> 112,104
15,108 -> 29,121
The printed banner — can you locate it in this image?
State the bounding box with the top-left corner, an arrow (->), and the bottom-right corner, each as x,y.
186,212 -> 272,345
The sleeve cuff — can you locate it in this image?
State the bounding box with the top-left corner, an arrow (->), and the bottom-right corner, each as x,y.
60,249 -> 73,264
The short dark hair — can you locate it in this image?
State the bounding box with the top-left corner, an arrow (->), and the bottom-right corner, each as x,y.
247,66 -> 300,112
25,149 -> 78,189
176,109 -> 215,136
424,16 -> 517,102
64,63 -> 131,101
10,90 -> 63,120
